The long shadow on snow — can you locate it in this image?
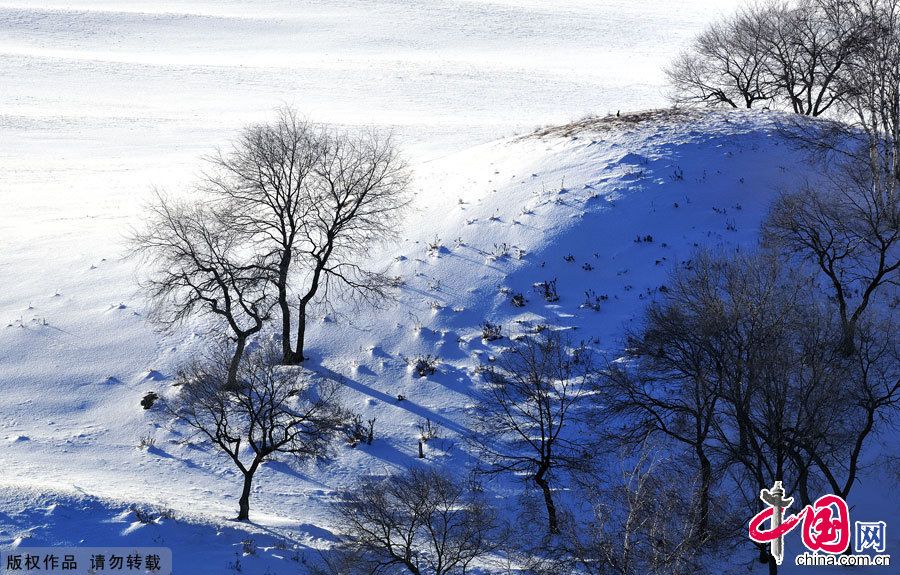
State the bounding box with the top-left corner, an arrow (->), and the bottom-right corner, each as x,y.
312,363 -> 473,438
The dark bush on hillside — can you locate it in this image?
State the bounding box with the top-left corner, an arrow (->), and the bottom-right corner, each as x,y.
408,354 -> 438,378
140,392 -> 159,410
481,322 -> 503,341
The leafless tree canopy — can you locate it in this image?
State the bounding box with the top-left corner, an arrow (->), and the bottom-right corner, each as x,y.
470,332 -> 595,536
129,193 -> 273,387
762,0 -> 860,116
327,467 -> 503,575
667,0 -> 866,116
839,0 -> 900,175
667,7 -> 773,109
205,107 -> 411,365
171,345 -> 342,520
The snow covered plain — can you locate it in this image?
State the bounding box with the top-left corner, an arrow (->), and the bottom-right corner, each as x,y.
4,2 -> 897,574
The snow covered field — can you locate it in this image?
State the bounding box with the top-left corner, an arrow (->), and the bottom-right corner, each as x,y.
3,2 -> 896,574
0,0 -> 742,382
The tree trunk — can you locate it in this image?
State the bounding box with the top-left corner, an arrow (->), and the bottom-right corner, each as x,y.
278,258 -> 293,365
237,460 -> 260,521
767,551 -> 778,575
237,471 -> 253,521
757,545 -> 779,575
403,559 -> 421,575
697,447 -> 712,538
227,335 -> 247,390
286,303 -> 308,365
534,467 -> 560,535
796,460 -> 812,508
838,318 -> 856,356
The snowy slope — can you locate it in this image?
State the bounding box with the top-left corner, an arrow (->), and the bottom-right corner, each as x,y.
4,108 -> 895,573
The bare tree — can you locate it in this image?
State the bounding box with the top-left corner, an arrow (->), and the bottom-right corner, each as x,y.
130,193 -> 273,388
774,0 -> 900,183
601,255 -> 727,540
763,160 -> 899,353
667,7 -> 773,109
561,449 -> 711,575
789,313 -> 900,503
171,345 -> 341,521
206,109 -> 411,365
204,108 -> 320,365
469,332 -> 594,535
838,0 -> 900,185
328,467 -> 503,575
761,0 -> 860,116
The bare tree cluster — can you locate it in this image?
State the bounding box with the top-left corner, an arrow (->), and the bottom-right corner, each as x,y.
602,250 -> 898,575
559,450 -> 713,575
759,7 -> 899,362
665,17 -> 899,570
668,0 -> 864,116
322,337 -> 603,573
130,108 -> 409,521
132,106 -> 410,367
669,1 -> 899,290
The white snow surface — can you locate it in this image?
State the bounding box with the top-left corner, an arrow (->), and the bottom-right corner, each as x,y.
1,2 -> 897,573
0,0 -> 742,164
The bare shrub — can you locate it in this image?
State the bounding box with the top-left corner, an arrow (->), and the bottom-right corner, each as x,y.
407,354 -> 439,378
534,279 -> 559,303
416,418 -> 441,443
481,322 -> 503,342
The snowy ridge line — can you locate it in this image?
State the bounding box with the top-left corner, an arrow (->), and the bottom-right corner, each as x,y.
521,107 -> 806,141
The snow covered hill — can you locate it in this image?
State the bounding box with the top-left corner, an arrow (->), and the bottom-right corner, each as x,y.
5,108 -> 894,573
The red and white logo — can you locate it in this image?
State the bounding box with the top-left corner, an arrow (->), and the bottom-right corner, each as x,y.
748,481 -> 889,567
